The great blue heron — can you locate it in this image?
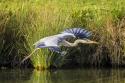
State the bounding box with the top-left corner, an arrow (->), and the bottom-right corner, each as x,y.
21,28 -> 98,63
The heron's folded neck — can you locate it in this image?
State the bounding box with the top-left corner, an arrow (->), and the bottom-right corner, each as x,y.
62,40 -> 81,47
63,39 -> 98,47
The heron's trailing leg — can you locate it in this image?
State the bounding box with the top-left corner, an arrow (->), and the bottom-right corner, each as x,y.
20,48 -> 40,64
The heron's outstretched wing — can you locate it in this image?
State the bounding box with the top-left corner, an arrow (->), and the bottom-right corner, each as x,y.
61,28 -> 92,38
21,34 -> 71,63
33,36 -> 65,53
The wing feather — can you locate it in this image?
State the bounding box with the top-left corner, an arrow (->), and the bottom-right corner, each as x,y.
62,28 -> 92,38
34,36 -> 64,53
49,47 -> 61,53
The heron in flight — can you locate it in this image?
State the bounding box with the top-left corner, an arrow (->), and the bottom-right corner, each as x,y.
21,28 -> 98,63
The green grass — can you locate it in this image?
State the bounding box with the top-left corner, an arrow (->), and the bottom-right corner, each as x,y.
0,0 -> 125,69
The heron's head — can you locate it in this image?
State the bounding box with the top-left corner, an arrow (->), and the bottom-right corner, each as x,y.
87,40 -> 98,44
83,39 -> 98,44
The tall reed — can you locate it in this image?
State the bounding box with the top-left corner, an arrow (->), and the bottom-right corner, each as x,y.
0,0 -> 125,69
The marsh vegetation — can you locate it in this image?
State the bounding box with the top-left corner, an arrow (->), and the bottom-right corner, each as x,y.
0,0 -> 125,69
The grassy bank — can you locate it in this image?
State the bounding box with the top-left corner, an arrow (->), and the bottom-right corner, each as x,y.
0,0 -> 125,69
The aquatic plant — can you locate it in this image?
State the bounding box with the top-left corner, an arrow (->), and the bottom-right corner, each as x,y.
0,0 -> 125,69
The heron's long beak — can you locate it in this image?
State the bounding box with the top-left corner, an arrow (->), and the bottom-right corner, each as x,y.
86,40 -> 98,44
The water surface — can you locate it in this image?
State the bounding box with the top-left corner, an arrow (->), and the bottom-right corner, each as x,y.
0,68 -> 125,83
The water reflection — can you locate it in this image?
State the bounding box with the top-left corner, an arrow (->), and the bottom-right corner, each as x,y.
0,69 -> 33,83
0,68 -> 125,83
